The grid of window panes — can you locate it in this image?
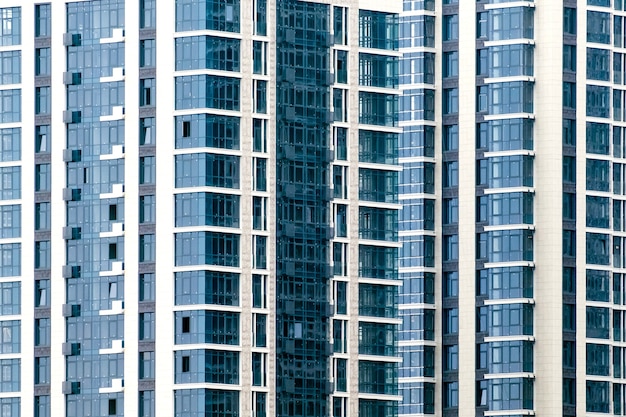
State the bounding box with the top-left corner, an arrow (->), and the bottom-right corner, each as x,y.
398,0 -> 433,415
562,5 -> 577,415
33,5 -> 51,416
0,6 -> 21,416
585,2 -> 626,415
0,7 -> 22,279
173,0 -> 246,415
441,1 -> 462,414
356,7 -> 401,417
137,0 -> 157,412
331,7 -> 350,416
483,2 -> 535,414
63,2 -> 125,416
275,1 -> 333,416
251,2 -> 270,413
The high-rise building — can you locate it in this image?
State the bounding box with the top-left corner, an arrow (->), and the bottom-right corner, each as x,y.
398,0 -> 626,416
0,1 -> 402,417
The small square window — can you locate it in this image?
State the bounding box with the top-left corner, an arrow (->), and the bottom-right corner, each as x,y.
108,398 -> 116,415
182,121 -> 191,138
108,243 -> 117,260
109,204 -> 117,221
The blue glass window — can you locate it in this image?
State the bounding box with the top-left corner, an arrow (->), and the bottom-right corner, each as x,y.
443,308 -> 458,334
175,271 -> 239,306
443,14 -> 458,41
175,36 -> 240,72
360,130 -> 398,164
586,343 -> 610,376
34,241 -> 50,269
400,89 -> 435,121
139,195 -> 155,224
35,164 -> 50,192
359,245 -> 397,279
175,350 -> 239,384
488,192 -> 533,225
488,229 -> 533,262
139,391 -> 154,417
35,87 -> 50,115
0,205 -> 19,238
443,88 -> 458,115
586,306 -> 610,339
488,155 -> 533,188
0,90 -> 20,123
0,8 -> 20,46
175,193 -> 239,228
175,153 -> 239,189
175,389 -> 238,417
359,10 -> 398,50
586,233 -> 610,265
360,168 -> 398,203
489,119 -> 533,152
489,341 -> 533,373
488,7 -> 534,41
175,311 -> 239,345
175,0 -> 240,33
35,48 -> 50,76
360,321 -> 397,354
139,157 -> 155,184
488,267 -> 533,299
139,234 -> 155,262
139,274 -> 155,301
35,4 -> 50,38
359,207 -> 397,241
139,313 -> 155,340
401,52 -> 434,84
586,381 -> 609,413
175,232 -> 239,267
586,122 -> 610,154
586,159 -> 609,191
399,162 -> 434,195
140,0 -> 156,28
489,44 -> 533,78
587,48 -> 610,80
35,357 -> 49,385
587,196 -> 610,228
400,236 -> 435,268
0,51 -> 20,85
400,15 -> 434,48
360,283 -> 397,318
359,53 -> 398,88
401,199 -> 435,231
359,361 -> 397,395
175,75 -> 240,110
587,85 -> 610,117
139,39 -> 156,68
359,92 -> 398,126
587,11 -> 610,44
0,281 -> 19,315
0,128 -> 20,162
399,309 -> 435,342
399,383 -> 434,415
0,244 -> 19,277
586,269 -> 610,302
0,320 -> 19,352
488,378 -> 533,411
400,346 -> 434,379
488,304 -> 533,337
488,82 -> 534,115
400,126 -> 434,158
